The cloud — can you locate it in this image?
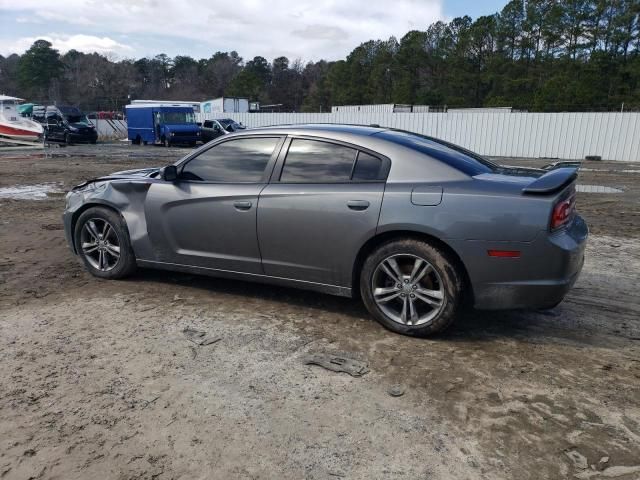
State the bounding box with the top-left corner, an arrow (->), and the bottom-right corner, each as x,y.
0,34 -> 133,56
0,0 -> 445,60
292,25 -> 348,41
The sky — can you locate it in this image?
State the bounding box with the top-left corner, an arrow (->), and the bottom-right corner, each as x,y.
0,0 -> 507,62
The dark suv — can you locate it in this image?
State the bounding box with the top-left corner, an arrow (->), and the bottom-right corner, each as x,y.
34,105 -> 98,145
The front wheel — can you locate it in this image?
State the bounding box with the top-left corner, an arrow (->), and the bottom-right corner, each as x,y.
360,239 -> 463,337
74,207 -> 136,279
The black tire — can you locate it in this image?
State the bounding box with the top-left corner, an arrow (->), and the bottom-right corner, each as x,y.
163,136 -> 170,147
360,239 -> 463,337
90,139 -> 97,144
74,207 -> 136,279
132,136 -> 140,145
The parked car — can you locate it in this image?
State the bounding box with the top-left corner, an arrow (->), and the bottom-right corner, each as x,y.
200,119 -> 228,143
125,103 -> 200,147
62,125 -> 587,337
200,118 -> 245,143
34,105 -> 97,144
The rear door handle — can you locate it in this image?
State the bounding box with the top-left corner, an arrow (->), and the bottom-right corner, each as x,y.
347,200 -> 370,211
233,200 -> 252,211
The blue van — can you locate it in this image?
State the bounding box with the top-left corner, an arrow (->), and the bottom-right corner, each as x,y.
125,103 -> 201,147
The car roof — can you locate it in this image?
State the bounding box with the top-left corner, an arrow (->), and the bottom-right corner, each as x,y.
246,123 -> 387,137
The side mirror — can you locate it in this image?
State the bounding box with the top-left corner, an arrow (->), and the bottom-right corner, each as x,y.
162,165 -> 178,182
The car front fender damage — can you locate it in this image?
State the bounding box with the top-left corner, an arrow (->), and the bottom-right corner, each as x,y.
69,180 -> 153,258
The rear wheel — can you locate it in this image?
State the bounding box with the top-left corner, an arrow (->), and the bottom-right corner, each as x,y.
360,239 -> 463,337
74,207 -> 136,279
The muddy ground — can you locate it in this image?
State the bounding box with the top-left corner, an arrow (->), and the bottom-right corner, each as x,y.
0,143 -> 639,480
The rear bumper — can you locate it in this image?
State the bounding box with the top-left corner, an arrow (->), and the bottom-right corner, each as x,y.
472,256 -> 583,310
452,215 -> 588,310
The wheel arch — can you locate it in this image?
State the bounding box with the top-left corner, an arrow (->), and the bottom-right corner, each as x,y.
70,201 -> 128,254
351,230 -> 473,304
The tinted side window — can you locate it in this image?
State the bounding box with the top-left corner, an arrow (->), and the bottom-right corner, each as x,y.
280,139 -> 356,182
181,137 -> 279,182
353,151 -> 383,181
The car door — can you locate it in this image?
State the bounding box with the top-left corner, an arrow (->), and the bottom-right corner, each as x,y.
144,135 -> 284,274
46,114 -> 62,141
257,137 -> 389,287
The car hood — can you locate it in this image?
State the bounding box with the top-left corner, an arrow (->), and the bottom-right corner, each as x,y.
108,167 -> 161,178
69,122 -> 94,130
72,167 -> 160,190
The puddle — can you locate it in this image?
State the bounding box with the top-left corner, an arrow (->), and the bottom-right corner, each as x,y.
0,183 -> 64,200
576,184 -> 624,194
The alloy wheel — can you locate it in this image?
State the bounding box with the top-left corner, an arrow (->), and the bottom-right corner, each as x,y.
371,254 -> 445,326
80,218 -> 121,272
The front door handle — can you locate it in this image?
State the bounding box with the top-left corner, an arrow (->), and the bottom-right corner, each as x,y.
233,200 -> 252,211
347,200 -> 370,211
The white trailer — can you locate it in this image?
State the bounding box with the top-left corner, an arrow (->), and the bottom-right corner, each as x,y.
131,99 -> 200,113
201,97 -> 250,114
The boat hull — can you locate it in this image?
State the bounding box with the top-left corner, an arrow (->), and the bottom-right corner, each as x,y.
0,123 -> 42,142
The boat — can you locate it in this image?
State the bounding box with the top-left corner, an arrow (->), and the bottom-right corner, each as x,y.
0,95 -> 44,143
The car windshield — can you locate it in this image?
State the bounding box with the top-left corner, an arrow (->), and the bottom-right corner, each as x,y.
57,107 -> 90,125
375,129 -> 498,175
66,114 -> 90,125
161,112 -> 196,124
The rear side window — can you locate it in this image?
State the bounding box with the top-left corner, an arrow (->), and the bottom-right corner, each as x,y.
352,151 -> 383,181
181,137 -> 279,182
280,139 -> 356,182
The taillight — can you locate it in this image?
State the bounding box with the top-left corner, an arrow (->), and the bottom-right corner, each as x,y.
551,194 -> 576,230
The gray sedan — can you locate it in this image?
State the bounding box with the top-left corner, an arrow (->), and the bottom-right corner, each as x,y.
63,124 -> 587,337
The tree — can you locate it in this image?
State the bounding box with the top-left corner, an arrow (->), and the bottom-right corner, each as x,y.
2,1 -> 639,113
17,40 -> 64,101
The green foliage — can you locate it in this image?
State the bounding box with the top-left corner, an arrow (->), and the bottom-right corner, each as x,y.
17,40 -> 64,99
2,1 -> 639,112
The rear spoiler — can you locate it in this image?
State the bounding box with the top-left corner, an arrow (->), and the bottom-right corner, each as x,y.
522,167 -> 578,195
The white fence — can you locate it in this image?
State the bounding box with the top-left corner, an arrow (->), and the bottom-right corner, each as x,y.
89,119 -> 127,139
196,111 -> 640,162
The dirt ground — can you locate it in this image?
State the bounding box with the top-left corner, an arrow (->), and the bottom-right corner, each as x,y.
1,143 -> 639,480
